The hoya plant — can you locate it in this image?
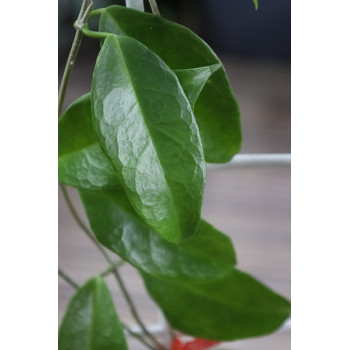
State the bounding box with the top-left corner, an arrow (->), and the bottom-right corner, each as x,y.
58,0 -> 290,349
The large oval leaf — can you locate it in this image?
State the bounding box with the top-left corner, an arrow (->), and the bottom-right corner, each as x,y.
57,69 -> 213,191
57,68 -> 211,191
58,276 -> 127,350
141,269 -> 290,341
91,35 -> 206,243
99,5 -> 241,163
79,188 -> 236,281
58,94 -> 121,190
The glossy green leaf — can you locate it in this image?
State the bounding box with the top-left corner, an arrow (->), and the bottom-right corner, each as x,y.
141,269 -> 290,341
58,94 -> 121,190
79,188 -> 236,281
253,0 -> 258,11
99,5 -> 241,163
91,35 -> 206,243
57,68 -> 213,191
58,276 -> 127,350
174,64 -> 220,107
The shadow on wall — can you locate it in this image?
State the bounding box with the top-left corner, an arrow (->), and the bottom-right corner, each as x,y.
199,0 -> 291,59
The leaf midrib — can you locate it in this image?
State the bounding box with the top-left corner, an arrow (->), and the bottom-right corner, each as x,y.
151,274 -> 289,316
112,36 -> 182,237
88,279 -> 98,350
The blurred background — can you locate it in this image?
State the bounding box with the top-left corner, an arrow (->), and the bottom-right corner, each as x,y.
58,0 -> 291,349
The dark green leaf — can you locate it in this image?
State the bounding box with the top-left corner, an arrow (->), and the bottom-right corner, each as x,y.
141,269 -> 290,341
58,94 -> 121,190
79,188 -> 236,281
174,64 -> 220,107
99,5 -> 241,163
193,69 -> 241,161
91,35 -> 206,243
58,276 -> 127,350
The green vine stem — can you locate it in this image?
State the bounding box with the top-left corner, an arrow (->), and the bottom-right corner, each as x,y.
100,260 -> 126,277
89,8 -> 105,18
148,0 -> 161,16
124,327 -> 156,350
58,0 -> 91,117
111,264 -> 166,350
79,23 -> 112,40
79,1 -> 95,24
60,186 -> 112,268
58,262 -> 125,289
58,268 -> 79,289
59,184 -> 102,251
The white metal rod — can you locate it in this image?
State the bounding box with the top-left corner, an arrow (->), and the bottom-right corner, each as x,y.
129,322 -> 165,335
207,153 -> 291,170
125,0 -> 144,11
128,317 -> 290,336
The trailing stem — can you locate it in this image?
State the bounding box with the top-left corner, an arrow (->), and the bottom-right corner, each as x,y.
79,23 -> 112,40
100,260 -> 126,277
58,262 -> 125,290
58,268 -> 79,289
58,0 -> 91,117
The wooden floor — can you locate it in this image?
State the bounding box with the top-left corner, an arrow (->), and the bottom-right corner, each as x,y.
58,54 -> 291,349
